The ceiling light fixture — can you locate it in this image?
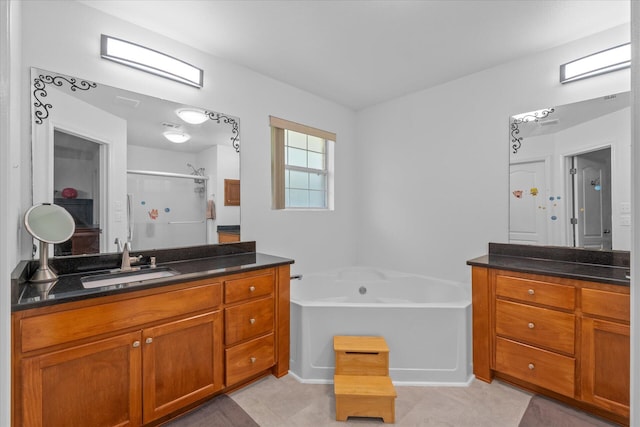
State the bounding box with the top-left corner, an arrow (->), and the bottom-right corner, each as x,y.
176,108 -> 209,124
560,43 -> 630,84
163,130 -> 191,144
101,34 -> 204,88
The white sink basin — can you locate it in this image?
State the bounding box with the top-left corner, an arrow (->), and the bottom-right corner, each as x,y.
81,268 -> 178,289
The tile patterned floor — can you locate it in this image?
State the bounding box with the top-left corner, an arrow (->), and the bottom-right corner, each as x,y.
231,374 -> 532,426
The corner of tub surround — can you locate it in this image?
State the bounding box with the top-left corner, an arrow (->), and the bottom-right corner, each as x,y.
487,242 -> 630,268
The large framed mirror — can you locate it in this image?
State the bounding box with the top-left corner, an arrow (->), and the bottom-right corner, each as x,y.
30,67 -> 240,257
509,91 -> 630,251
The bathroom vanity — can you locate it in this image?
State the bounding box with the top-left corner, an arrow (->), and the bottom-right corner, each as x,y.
468,243 -> 630,425
11,242 -> 293,427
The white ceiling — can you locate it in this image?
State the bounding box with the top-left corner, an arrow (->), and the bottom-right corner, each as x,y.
79,0 -> 630,111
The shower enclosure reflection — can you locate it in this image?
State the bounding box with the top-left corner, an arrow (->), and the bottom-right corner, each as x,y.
509,92 -> 630,250
31,67 -> 240,257
127,169 -> 208,251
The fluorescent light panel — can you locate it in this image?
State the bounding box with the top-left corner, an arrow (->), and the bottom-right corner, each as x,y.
101,35 -> 203,88
560,43 -> 630,84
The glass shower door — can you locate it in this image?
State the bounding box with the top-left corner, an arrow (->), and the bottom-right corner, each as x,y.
127,171 -> 207,251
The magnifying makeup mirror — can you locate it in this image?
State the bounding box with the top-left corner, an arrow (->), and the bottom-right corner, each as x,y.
24,203 -> 75,283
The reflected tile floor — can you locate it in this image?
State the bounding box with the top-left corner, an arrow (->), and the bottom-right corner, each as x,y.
231,375 -> 532,426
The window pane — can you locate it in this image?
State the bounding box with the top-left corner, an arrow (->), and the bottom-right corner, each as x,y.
308,151 -> 324,170
309,173 -> 325,191
289,170 -> 309,189
286,130 -> 307,149
309,190 -> 326,208
307,136 -> 325,153
287,147 -> 307,168
289,189 -> 309,207
285,169 -> 290,187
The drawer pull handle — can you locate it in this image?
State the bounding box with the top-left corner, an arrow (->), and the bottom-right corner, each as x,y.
528,363 -> 535,370
528,289 -> 535,295
249,286 -> 256,292
249,318 -> 256,325
133,341 -> 140,348
528,322 -> 535,329
145,337 -> 153,344
250,357 -> 257,364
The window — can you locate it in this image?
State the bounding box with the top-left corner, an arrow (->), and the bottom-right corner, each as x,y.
270,116 -> 335,209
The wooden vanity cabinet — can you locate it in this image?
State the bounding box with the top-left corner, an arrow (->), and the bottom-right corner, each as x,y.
471,267 -> 630,425
580,288 -> 630,417
12,265 -> 291,427
223,271 -> 276,386
21,331 -> 143,427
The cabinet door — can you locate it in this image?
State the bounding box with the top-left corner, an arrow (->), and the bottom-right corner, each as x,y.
581,317 -> 630,417
142,311 -> 223,424
21,331 -> 142,427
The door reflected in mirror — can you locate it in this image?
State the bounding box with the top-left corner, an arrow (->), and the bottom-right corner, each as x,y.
509,92 -> 630,251
31,67 -> 240,258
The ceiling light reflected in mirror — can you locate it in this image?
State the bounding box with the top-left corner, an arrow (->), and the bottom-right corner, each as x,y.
163,130 -> 191,143
177,108 -> 209,124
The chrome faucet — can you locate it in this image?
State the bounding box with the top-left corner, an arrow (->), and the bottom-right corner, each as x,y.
120,242 -> 142,271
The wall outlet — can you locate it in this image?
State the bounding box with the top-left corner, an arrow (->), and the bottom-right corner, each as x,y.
620,202 -> 631,214
620,215 -> 631,226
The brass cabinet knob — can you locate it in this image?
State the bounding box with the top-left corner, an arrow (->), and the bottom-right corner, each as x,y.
528,289 -> 535,295
249,318 -> 256,325
528,322 -> 535,329
249,286 -> 256,292
132,341 -> 140,348
250,357 -> 257,364
528,363 -> 535,370
145,337 -> 153,344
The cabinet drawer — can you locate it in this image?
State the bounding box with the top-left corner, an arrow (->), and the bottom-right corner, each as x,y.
581,288 -> 630,322
20,282 -> 222,352
496,337 -> 575,398
496,275 -> 575,310
224,272 -> 274,304
225,333 -> 275,386
496,300 -> 575,355
225,297 -> 274,345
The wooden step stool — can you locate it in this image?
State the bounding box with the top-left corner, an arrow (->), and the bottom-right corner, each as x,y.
333,336 -> 397,423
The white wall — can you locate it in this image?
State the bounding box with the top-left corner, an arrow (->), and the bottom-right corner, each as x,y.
356,24 -> 630,284
19,0 -> 359,275
0,1 -> 21,426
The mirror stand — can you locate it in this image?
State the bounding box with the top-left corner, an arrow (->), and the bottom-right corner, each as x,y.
30,240 -> 58,283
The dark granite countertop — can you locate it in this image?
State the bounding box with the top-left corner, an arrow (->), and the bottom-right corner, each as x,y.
467,243 -> 630,286
12,242 -> 294,311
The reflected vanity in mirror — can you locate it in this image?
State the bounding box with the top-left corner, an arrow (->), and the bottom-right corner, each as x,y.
24,203 -> 75,284
509,92 -> 630,251
30,67 -> 240,258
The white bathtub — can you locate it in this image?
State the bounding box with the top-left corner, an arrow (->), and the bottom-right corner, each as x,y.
289,267 -> 473,386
